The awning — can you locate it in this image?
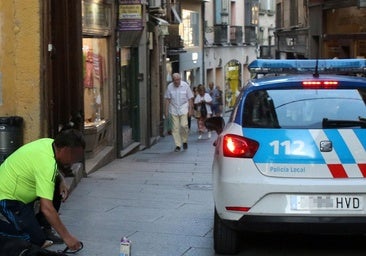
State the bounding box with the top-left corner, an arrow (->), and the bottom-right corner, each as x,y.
150,16 -> 169,26
149,15 -> 170,35
171,5 -> 182,23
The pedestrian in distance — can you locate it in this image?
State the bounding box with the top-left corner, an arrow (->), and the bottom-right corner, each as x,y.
191,86 -> 199,129
188,86 -> 198,130
165,73 -> 194,152
207,82 -> 221,117
0,128 -> 85,251
216,85 -> 224,116
195,84 -> 213,139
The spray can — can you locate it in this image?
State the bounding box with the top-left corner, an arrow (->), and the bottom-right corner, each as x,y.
119,237 -> 131,256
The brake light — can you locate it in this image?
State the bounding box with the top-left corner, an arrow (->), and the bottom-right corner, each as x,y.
302,81 -> 339,89
226,206 -> 251,212
223,134 -> 259,158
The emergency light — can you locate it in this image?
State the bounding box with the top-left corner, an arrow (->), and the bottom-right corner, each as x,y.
302,80 -> 339,89
249,59 -> 366,75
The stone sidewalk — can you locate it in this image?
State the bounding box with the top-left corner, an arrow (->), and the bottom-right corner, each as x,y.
50,119 -> 218,256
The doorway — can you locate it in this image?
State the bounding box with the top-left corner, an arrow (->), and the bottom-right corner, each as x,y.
42,0 -> 83,137
117,47 -> 140,156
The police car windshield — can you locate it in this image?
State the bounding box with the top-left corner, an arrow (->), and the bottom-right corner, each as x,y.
243,89 -> 366,129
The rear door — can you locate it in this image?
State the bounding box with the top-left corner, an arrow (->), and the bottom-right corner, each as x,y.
241,83 -> 366,179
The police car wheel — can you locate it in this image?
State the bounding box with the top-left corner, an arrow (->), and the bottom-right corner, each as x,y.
214,208 -> 240,254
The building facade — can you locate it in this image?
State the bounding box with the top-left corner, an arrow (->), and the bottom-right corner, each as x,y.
0,0 -> 279,176
0,0 -> 171,174
202,0 -> 275,110
275,0 -> 366,59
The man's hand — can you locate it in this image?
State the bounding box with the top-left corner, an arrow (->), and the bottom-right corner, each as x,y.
64,234 -> 82,251
59,178 -> 69,202
40,198 -> 81,251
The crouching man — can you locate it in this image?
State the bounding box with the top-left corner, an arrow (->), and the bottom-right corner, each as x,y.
0,129 -> 84,251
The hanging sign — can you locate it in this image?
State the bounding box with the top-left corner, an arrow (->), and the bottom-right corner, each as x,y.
118,0 -> 143,31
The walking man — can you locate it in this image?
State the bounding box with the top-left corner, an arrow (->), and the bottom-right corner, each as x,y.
165,73 -> 194,152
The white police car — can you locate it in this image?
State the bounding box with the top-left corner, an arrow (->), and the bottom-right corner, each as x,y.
206,59 -> 366,254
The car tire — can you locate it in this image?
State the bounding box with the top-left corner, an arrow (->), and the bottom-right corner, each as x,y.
214,208 -> 240,255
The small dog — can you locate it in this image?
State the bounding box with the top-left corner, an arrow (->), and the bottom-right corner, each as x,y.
0,236 -> 66,256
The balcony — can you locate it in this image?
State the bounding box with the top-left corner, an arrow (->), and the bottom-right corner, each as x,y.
245,25 -> 257,45
164,34 -> 184,50
214,25 -> 229,45
230,26 -> 243,45
165,24 -> 184,50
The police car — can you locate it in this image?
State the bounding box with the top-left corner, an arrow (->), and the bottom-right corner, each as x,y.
205,59 -> 366,254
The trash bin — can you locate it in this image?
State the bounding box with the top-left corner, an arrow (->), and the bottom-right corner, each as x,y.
0,116 -> 23,164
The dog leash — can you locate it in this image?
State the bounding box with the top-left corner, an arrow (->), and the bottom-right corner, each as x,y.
58,241 -> 84,254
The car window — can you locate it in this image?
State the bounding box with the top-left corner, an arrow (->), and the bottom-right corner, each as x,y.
243,89 -> 366,128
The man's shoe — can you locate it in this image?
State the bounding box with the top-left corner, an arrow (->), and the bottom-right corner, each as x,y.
174,146 -> 181,152
43,228 -> 63,244
208,132 -> 212,139
41,240 -> 54,248
183,143 -> 188,150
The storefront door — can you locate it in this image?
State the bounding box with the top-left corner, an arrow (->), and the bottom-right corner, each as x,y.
43,0 -> 83,137
117,47 -> 140,156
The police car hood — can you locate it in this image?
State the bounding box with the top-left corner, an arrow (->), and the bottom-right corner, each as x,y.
242,127 -> 366,179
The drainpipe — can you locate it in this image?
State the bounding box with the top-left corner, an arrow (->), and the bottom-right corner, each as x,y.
201,0 -> 209,85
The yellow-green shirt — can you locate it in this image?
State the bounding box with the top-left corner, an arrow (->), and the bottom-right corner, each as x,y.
0,138 -> 57,204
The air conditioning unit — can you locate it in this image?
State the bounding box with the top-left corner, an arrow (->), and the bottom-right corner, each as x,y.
359,0 -> 366,7
149,0 -> 161,8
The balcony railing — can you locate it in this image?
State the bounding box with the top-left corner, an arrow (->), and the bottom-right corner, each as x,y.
214,25 -> 228,45
230,26 -> 243,45
165,24 -> 183,50
245,25 -> 257,45
164,34 -> 184,50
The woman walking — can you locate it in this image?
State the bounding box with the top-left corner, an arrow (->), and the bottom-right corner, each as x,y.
194,84 -> 213,139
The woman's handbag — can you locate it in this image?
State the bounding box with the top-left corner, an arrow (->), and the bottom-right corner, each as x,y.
200,103 -> 207,118
194,109 -> 201,119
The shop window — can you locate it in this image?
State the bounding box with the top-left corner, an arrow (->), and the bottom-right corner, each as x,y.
82,38 -> 110,125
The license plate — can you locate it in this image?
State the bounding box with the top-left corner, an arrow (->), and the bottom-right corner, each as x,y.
290,195 -> 363,211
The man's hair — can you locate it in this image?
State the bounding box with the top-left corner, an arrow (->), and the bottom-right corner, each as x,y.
54,129 -> 86,149
172,73 -> 181,80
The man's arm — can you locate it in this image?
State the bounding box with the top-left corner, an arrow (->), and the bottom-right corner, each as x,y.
165,98 -> 170,117
57,171 -> 69,202
188,98 -> 194,116
40,198 -> 81,250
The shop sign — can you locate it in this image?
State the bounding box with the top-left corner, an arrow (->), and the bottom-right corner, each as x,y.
286,37 -> 295,46
118,0 -> 143,31
82,1 -> 112,35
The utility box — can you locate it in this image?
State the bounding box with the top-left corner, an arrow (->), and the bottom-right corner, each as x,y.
0,116 -> 23,164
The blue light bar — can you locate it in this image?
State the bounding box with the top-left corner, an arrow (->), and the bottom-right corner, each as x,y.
248,59 -> 366,74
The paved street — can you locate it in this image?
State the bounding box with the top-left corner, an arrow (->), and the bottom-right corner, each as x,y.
49,116 -> 366,256
50,119 -> 217,256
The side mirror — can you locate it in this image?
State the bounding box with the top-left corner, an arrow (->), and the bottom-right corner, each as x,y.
205,117 -> 225,135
